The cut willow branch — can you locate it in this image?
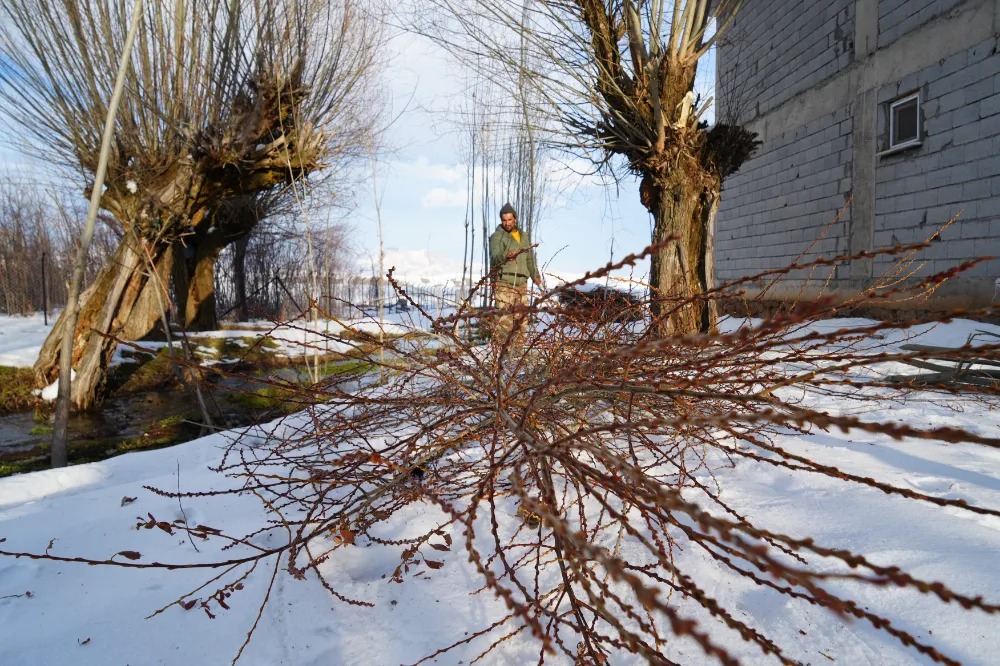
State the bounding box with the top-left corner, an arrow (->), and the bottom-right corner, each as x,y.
5,233 -> 1000,665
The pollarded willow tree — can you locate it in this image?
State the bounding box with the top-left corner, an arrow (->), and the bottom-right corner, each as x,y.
415,0 -> 758,335
0,0 -> 384,408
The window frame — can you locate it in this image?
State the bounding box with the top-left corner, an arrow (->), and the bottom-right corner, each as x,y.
880,91 -> 922,156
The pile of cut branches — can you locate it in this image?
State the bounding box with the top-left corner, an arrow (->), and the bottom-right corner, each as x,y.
3,239 -> 1000,665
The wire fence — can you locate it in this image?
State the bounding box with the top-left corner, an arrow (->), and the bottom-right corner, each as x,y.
215,271 -> 469,323
0,252 -> 61,319
2,251 -> 469,326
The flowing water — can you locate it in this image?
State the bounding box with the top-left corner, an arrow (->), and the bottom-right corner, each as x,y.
0,365 -> 341,462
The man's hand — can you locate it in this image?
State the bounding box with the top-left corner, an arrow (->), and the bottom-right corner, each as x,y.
505,250 -> 518,261
532,275 -> 545,290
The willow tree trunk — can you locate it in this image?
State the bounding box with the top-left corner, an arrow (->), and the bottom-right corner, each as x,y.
647,171 -> 721,337
185,246 -> 221,331
34,237 -> 172,409
172,228 -> 236,331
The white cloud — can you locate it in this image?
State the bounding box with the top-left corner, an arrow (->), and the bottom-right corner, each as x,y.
393,155 -> 467,184
421,187 -> 467,209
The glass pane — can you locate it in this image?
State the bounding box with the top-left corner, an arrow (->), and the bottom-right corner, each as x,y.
892,98 -> 918,146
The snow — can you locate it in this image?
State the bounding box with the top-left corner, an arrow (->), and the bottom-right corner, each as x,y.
1,318 -> 1000,664
34,369 -> 75,402
0,464 -> 108,509
0,313 -> 53,367
378,248 -> 475,285
191,318 -> 414,360
0,314 -> 417,373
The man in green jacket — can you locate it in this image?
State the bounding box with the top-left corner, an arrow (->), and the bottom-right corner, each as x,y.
489,203 -> 542,344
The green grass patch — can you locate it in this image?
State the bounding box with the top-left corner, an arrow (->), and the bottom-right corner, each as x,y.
229,385 -> 303,413
108,348 -> 176,395
116,431 -> 176,453
0,366 -> 38,416
29,424 -> 53,436
156,414 -> 186,428
325,359 -> 375,376
217,322 -> 276,332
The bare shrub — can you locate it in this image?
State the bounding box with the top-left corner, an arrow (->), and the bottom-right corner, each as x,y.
2,236 -> 999,664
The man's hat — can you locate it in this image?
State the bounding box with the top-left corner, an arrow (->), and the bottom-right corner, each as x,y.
499,203 -> 517,219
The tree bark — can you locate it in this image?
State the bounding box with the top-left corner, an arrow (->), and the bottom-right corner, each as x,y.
185,242 -> 221,331
122,245 -> 175,340
172,245 -> 192,330
34,237 -> 170,409
646,170 -> 720,337
175,224 -> 246,331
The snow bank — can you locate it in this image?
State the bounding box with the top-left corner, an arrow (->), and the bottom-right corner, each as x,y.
33,369 -> 75,402
0,313 -> 52,367
0,463 -> 108,508
193,319 -> 412,359
1,321 -> 1000,664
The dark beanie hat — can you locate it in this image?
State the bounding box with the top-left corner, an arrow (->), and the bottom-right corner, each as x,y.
499,203 -> 517,219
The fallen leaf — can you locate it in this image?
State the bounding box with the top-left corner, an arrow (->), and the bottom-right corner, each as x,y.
819,652 -> 835,661
78,638 -> 91,646
425,560 -> 444,570
339,528 -> 355,545
121,496 -> 136,507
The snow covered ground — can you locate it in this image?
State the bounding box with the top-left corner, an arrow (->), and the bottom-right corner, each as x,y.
0,313 -> 53,367
182,317 -> 415,361
2,312 -> 424,401
0,313 -> 417,369
1,318 -> 999,665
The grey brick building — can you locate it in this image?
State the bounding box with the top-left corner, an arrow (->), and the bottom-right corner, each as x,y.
715,0 -> 1000,311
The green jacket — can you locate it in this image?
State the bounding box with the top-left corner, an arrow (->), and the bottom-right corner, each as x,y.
489,225 -> 540,287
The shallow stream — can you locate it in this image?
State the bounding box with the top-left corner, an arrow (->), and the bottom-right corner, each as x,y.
0,365 -> 338,463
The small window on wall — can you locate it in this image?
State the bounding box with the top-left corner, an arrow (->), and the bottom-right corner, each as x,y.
889,92 -> 920,150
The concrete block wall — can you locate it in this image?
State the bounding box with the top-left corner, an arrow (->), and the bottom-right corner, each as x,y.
717,0 -> 855,124
715,105 -> 854,283
715,0 -> 1000,310
877,0 -> 965,48
872,37 -> 1000,280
